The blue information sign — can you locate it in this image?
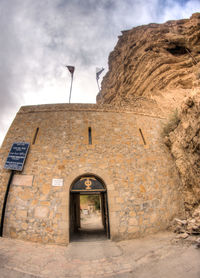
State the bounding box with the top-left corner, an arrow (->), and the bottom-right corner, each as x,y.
4,142 -> 30,171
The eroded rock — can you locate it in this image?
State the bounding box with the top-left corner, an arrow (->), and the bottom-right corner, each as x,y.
98,13 -> 200,116
166,94 -> 200,212
173,205 -> 200,236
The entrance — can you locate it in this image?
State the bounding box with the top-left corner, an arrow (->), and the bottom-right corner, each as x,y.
69,175 -> 110,241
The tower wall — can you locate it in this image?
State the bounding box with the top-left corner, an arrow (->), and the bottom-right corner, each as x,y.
0,104 -> 184,244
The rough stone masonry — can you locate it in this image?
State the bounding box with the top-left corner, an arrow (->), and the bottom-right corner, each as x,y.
0,101 -> 184,245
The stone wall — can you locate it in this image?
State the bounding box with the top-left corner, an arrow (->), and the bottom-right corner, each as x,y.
0,103 -> 184,244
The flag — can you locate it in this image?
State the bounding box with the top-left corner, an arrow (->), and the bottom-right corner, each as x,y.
66,65 -> 75,76
96,67 -> 104,80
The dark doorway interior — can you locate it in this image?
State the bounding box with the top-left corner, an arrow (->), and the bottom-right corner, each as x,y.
70,192 -> 110,241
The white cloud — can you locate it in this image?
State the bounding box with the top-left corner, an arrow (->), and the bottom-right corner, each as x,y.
0,0 -> 199,145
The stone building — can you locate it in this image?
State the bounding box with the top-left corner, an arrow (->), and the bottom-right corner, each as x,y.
0,101 -> 184,245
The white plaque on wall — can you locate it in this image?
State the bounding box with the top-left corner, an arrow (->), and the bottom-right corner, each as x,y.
52,178 -> 63,187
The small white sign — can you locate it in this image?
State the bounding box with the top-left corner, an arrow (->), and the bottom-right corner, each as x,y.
52,178 -> 63,187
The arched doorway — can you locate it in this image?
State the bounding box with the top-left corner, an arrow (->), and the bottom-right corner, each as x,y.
69,174 -> 110,241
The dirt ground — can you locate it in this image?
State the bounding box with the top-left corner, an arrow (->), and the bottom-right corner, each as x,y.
0,229 -> 199,278
80,211 -> 103,230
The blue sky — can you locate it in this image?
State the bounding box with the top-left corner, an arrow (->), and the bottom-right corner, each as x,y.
0,0 -> 200,145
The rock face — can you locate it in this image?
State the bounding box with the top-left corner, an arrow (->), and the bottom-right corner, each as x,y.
97,13 -> 200,222
97,13 -> 200,115
166,94 -> 200,213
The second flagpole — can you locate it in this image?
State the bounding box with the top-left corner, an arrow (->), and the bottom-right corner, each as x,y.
96,78 -> 100,92
69,74 -> 73,104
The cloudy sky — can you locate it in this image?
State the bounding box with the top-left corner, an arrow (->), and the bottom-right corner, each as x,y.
0,0 -> 200,146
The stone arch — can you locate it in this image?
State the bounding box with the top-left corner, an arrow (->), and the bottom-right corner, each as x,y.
70,173 -> 107,192
64,168 -> 113,192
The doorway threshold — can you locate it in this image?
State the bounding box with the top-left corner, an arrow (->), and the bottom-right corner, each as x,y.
71,228 -> 107,242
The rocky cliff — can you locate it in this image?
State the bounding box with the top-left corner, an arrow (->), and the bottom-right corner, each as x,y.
97,13 -> 200,116
165,95 -> 200,213
167,94 -> 200,237
98,13 -> 200,221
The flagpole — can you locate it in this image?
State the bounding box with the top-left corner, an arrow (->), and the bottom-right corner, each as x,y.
69,74 -> 73,104
96,78 -> 100,92
96,67 -> 104,92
